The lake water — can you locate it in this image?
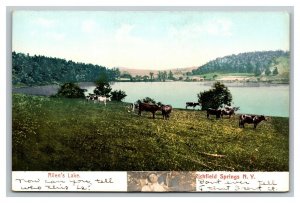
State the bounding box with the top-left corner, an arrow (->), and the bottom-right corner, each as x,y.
13,82 -> 290,117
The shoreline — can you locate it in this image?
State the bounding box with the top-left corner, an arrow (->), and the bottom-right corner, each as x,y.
13,80 -> 289,89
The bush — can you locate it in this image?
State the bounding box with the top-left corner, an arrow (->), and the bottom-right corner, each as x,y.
111,90 -> 127,102
136,97 -> 157,105
198,82 -> 232,110
56,83 -> 86,98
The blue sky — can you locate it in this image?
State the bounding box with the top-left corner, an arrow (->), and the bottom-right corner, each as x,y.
12,11 -> 290,70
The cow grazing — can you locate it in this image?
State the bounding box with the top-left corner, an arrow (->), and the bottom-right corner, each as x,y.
186,102 -> 200,109
86,94 -> 98,102
161,105 -> 172,120
207,108 -> 222,119
138,103 -> 161,119
97,96 -> 111,106
221,106 -> 240,118
239,114 -> 266,129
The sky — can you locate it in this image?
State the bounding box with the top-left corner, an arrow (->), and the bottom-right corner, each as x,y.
12,11 -> 290,70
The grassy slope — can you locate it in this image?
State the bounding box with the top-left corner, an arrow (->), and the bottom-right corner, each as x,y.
199,72 -> 254,80
12,94 -> 289,171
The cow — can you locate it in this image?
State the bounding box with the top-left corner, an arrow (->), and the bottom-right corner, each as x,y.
239,114 -> 266,129
127,102 -> 139,113
221,106 -> 240,118
186,102 -> 200,109
161,105 -> 172,120
86,94 -> 98,102
97,96 -> 111,106
138,102 -> 161,119
207,108 -> 222,119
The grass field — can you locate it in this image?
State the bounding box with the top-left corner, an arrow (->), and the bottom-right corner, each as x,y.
201,72 -> 254,79
12,94 -> 289,171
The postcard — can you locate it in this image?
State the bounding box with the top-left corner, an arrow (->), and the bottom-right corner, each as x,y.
11,8 -> 290,192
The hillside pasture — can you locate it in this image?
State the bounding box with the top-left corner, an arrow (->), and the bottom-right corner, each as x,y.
12,94 -> 289,171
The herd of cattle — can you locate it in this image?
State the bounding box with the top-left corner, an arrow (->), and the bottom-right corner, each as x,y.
85,94 -> 266,129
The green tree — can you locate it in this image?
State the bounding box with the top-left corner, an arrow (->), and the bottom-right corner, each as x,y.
157,71 -> 163,81
186,71 -> 192,76
168,71 -> 174,80
135,75 -> 142,81
198,82 -> 232,110
273,67 -> 279,75
111,90 -> 127,101
149,72 -> 154,81
121,72 -> 132,79
163,71 -> 168,81
111,67 -> 121,80
143,75 -> 149,81
265,67 -> 271,76
56,83 -> 86,98
137,97 -> 157,104
94,74 -> 112,97
254,67 -> 261,76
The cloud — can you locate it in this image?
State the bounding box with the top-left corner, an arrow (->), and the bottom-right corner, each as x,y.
115,24 -> 135,42
169,18 -> 233,39
29,29 -> 65,41
81,20 -> 96,33
205,19 -> 233,37
35,18 -> 56,28
49,33 -> 65,41
114,24 -> 146,48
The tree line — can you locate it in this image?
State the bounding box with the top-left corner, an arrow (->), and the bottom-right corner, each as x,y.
12,52 -> 121,86
192,50 -> 289,76
54,74 -> 127,102
120,70 -> 175,82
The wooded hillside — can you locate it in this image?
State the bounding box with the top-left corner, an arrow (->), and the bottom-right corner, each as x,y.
192,50 -> 289,76
12,52 -> 120,86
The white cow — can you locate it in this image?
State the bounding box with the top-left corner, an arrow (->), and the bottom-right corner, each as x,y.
97,96 -> 111,106
127,103 -> 138,113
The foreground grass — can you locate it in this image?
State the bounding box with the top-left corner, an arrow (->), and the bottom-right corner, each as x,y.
12,94 -> 289,171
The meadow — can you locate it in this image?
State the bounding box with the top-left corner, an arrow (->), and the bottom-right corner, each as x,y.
12,94 -> 289,171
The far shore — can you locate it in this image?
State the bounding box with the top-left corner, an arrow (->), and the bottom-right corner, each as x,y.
13,79 -> 289,89
12,80 -> 289,98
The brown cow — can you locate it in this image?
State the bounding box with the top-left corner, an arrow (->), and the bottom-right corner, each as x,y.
161,105 -> 172,120
207,108 -> 222,119
239,114 -> 266,129
138,103 -> 161,119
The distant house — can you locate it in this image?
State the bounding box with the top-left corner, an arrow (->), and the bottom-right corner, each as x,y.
190,76 -> 205,81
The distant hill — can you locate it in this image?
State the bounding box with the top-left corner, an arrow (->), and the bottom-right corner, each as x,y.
118,67 -> 159,77
118,66 -> 197,77
192,50 -> 290,79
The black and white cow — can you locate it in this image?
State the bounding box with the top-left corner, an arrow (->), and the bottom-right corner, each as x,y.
239,114 -> 266,129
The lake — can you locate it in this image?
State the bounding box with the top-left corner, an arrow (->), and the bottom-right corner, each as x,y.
13,82 -> 290,117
